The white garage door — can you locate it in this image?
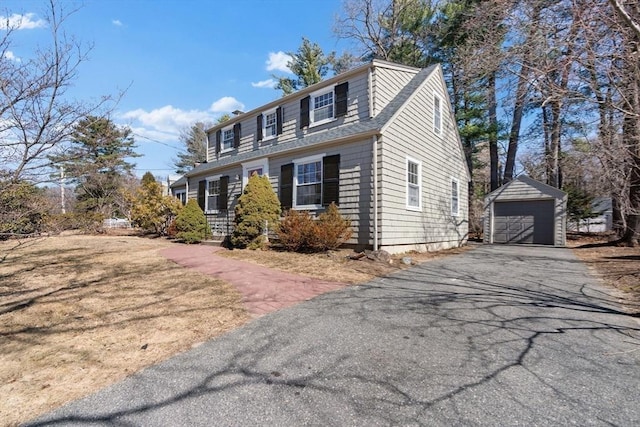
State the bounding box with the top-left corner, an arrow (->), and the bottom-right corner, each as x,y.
493,200 -> 555,245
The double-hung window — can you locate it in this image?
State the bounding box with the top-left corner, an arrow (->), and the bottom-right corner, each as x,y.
206,179 -> 220,212
222,127 -> 234,152
434,93 -> 442,135
311,89 -> 334,125
451,178 -> 459,216
295,156 -> 323,208
406,158 -> 421,210
263,110 -> 277,139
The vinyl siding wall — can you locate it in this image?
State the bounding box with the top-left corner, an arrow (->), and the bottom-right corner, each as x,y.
371,66 -> 418,116
378,70 -> 469,251
207,71 -> 371,162
268,138 -> 373,247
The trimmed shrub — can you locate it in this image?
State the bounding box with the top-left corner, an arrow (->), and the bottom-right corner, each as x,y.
231,174 -> 281,249
277,209 -> 317,252
175,199 -> 210,243
313,202 -> 352,251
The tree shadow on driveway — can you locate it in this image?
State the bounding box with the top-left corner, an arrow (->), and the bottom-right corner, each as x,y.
27,246 -> 640,426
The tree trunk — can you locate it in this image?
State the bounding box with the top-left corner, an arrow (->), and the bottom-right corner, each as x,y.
488,72 -> 499,191
504,64 -> 529,183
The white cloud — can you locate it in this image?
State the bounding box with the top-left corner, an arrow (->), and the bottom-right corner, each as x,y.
209,96 -> 244,113
266,51 -> 292,73
4,50 -> 20,62
251,78 -> 277,89
0,13 -> 46,30
120,105 -> 214,134
112,19 -> 123,26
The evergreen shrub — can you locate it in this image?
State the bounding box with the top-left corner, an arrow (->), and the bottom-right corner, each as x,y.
231,174 -> 281,249
175,199 -> 210,243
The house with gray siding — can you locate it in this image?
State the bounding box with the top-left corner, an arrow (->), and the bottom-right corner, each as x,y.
171,59 -> 469,253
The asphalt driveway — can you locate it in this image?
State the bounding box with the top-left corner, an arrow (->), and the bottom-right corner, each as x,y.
27,245 -> 640,426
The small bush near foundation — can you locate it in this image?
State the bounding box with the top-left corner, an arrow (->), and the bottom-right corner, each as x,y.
175,199 -> 210,243
277,209 -> 317,252
277,203 -> 352,252
314,202 -> 352,251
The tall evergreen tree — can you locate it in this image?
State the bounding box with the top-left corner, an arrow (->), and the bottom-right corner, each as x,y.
174,122 -> 209,174
51,116 -> 138,217
274,38 -> 334,96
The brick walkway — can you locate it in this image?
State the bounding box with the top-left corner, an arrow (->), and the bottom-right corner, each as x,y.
160,244 -> 349,317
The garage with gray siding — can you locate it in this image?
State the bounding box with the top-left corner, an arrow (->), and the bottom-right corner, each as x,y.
484,175 -> 567,246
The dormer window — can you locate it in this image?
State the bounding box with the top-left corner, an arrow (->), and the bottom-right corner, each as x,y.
257,107 -> 283,142
300,82 -> 349,129
222,127 -> 234,152
312,90 -> 334,124
214,122 -> 241,154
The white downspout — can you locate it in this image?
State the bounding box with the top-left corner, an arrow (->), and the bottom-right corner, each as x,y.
185,179 -> 189,202
373,135 -> 379,251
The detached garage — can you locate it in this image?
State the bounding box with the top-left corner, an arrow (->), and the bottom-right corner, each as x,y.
484,175 -> 567,246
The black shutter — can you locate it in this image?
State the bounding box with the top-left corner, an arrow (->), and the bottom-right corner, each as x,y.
300,96 -> 310,129
233,123 -> 241,148
218,175 -> 229,210
215,130 -> 221,154
280,163 -> 294,210
257,115 -> 263,141
276,106 -> 283,135
197,180 -> 206,211
322,155 -> 340,206
335,82 -> 349,117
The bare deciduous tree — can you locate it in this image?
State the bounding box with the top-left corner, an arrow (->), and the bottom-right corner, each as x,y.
0,0 -> 116,184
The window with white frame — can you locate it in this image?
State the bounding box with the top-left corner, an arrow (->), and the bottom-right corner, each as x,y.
222,127 -> 234,152
294,156 -> 322,207
434,93 -> 442,135
406,158 -> 421,210
451,178 -> 459,216
206,179 -> 220,212
263,110 -> 277,139
174,190 -> 186,205
311,89 -> 334,125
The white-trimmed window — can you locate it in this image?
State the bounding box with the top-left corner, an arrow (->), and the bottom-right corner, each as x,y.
206,177 -> 221,212
221,126 -> 234,152
434,93 -> 442,135
263,109 -> 277,140
294,154 -> 323,208
406,158 -> 421,210
310,89 -> 334,125
174,190 -> 186,205
242,158 -> 269,188
451,178 -> 459,216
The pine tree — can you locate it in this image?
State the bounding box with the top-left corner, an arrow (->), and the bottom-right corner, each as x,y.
50,116 -> 139,217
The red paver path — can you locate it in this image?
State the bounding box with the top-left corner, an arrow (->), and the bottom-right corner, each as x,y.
160,244 -> 349,317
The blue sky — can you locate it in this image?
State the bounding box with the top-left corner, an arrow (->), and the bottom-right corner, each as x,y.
4,0 -> 351,179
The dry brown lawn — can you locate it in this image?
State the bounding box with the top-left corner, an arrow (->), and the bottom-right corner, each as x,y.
0,234 -> 249,426
219,245 -> 473,284
569,233 -> 640,312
